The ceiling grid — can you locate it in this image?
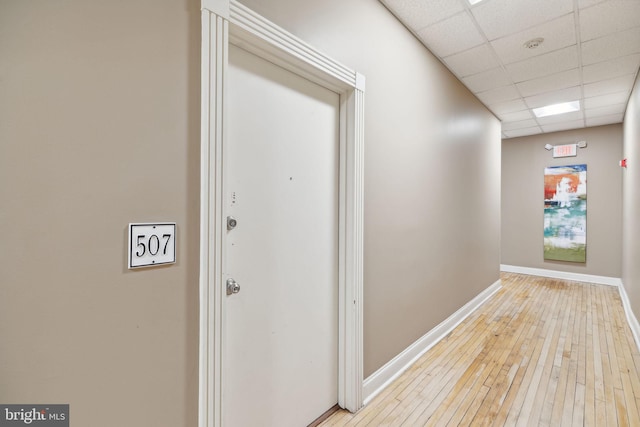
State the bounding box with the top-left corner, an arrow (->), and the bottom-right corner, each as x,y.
380,0 -> 640,138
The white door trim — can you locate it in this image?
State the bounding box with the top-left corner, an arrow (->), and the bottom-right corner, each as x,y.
199,2 -> 365,426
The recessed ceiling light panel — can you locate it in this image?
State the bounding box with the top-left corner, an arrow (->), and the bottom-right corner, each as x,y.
533,101 -> 580,118
468,0 -> 485,5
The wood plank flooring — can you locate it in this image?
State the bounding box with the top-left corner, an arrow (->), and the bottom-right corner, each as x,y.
320,273 -> 640,426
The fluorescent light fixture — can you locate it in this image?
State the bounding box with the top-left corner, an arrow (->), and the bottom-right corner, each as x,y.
468,0 -> 485,4
532,101 -> 580,118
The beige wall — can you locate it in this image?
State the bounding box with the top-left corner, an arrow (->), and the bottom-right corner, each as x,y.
236,0 -> 502,377
502,125 -> 623,277
0,0 -> 501,424
623,75 -> 640,321
0,1 -> 201,426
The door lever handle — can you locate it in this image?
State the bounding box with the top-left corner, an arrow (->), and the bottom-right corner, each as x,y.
226,278 -> 241,295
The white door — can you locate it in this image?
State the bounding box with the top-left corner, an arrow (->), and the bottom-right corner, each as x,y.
223,45 -> 340,427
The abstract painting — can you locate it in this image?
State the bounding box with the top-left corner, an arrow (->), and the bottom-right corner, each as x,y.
543,164 -> 587,263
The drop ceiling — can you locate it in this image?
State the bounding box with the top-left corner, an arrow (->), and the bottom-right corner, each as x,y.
380,0 -> 640,138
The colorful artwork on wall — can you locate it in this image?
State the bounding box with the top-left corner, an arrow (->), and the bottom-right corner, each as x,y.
544,164 -> 587,263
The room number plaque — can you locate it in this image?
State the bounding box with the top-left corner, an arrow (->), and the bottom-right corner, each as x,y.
128,223 -> 176,268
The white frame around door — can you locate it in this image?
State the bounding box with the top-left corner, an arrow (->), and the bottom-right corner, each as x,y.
198,1 -> 365,426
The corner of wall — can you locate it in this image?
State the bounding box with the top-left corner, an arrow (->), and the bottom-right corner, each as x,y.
617,281 -> 640,353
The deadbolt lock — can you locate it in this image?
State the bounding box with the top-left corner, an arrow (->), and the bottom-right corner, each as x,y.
227,216 -> 237,230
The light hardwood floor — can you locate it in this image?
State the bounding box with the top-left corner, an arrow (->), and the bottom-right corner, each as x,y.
321,273 -> 640,426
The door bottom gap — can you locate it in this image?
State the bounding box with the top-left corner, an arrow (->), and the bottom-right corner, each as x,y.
307,403 -> 341,427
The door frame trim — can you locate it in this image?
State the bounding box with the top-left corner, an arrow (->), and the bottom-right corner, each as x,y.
199,1 -> 365,425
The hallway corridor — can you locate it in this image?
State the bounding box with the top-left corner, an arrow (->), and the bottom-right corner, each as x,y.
322,273 -> 640,426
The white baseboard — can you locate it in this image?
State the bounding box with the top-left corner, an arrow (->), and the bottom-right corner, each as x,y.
617,281 -> 640,352
362,279 -> 502,405
500,264 -> 622,287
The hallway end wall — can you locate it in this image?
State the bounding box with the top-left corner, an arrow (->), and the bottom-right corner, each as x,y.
502,125 -> 623,278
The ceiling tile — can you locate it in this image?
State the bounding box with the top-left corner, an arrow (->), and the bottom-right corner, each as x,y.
579,1 -> 640,42
443,44 -> 500,77
584,91 -> 631,109
476,85 -> 521,105
490,14 -> 577,65
503,126 -> 543,138
381,0 -> 465,31
578,0 -> 607,8
516,68 -> 581,97
462,67 -> 512,93
583,74 -> 637,98
382,0 -> 640,138
417,12 -> 484,57
524,86 -> 582,108
471,0 -> 574,40
583,54 -> 640,83
586,113 -> 624,127
502,119 -> 539,131
581,27 -> 640,65
498,110 -> 535,122
542,119 -> 586,133
488,98 -> 529,115
505,46 -> 579,82
585,103 -> 627,118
